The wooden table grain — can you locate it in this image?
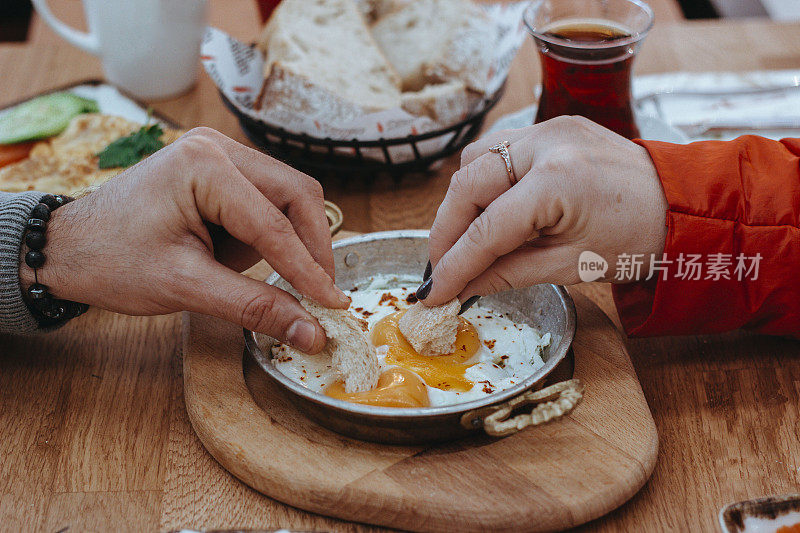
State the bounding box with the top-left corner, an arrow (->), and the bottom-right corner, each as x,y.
2,2 -> 800,532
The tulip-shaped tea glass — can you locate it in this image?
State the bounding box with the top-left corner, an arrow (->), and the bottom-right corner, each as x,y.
524,0 -> 654,138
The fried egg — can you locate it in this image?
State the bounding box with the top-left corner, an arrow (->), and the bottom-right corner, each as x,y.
271,275 -> 550,408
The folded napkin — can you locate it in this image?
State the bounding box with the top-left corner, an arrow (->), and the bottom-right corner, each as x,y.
635,69 -> 800,141
489,69 -> 800,143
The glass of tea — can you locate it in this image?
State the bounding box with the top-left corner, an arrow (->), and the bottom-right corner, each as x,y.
524,0 -> 654,139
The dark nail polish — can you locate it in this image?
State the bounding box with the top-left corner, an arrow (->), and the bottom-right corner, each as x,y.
423,261 -> 432,281
458,295 -> 481,315
416,278 -> 433,300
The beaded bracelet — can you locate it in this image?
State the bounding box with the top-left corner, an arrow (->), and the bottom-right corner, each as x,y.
22,194 -> 89,327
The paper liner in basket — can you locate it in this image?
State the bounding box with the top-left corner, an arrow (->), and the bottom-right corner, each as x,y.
200,1 -> 528,163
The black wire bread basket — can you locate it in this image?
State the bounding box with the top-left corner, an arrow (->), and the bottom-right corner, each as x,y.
219,85 -> 505,178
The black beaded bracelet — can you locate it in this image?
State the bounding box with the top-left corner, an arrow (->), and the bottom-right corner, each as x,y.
22,194 -> 89,327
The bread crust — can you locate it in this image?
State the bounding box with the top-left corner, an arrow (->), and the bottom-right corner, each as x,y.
400,81 -> 481,127
255,0 -> 401,121
255,62 -> 377,122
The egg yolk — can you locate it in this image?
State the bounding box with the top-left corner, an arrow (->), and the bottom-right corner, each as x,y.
325,367 -> 429,408
371,310 -> 481,392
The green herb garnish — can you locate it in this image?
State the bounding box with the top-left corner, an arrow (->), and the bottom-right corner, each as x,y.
97,123 -> 165,169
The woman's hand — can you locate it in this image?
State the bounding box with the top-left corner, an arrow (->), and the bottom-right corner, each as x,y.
420,116 -> 669,306
19,127 -> 349,353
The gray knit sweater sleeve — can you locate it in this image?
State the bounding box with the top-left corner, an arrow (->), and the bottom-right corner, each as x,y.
0,191 -> 44,333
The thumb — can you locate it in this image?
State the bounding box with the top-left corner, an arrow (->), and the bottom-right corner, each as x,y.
457,245 -> 583,301
183,258 -> 327,353
422,174 -> 563,305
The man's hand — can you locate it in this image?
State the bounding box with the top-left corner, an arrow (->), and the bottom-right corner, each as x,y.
19,128 -> 348,353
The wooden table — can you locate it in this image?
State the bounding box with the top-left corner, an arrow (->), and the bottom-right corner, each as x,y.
2,2 -> 800,531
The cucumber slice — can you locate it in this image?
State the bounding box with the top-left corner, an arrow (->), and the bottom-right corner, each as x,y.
0,92 -> 100,145
68,94 -> 100,114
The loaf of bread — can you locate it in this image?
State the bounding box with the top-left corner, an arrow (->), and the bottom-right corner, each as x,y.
255,0 -> 401,122
398,299 -> 461,357
371,0 -> 495,93
301,299 -> 380,393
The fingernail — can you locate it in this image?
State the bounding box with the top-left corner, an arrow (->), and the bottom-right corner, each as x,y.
458,295 -> 481,315
337,290 -> 351,307
423,261 -> 432,281
286,319 -> 318,353
416,277 -> 433,300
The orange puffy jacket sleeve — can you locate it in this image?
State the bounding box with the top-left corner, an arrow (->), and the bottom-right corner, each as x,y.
612,136 -> 800,337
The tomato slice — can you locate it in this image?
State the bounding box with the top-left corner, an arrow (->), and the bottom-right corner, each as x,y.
0,141 -> 36,168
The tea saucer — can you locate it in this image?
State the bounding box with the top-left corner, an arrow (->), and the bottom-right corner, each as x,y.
487,104 -> 690,144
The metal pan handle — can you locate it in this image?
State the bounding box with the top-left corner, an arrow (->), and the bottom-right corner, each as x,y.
461,379 -> 584,437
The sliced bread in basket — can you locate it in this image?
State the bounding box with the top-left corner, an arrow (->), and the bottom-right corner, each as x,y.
255,0 -> 401,122
371,0 -> 496,94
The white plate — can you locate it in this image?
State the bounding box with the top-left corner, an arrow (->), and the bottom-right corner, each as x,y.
0,82 -> 175,130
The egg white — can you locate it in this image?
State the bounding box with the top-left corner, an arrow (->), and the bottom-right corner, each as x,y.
271,275 -> 550,407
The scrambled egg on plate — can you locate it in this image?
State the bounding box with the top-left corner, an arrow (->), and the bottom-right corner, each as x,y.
0,114 -> 183,195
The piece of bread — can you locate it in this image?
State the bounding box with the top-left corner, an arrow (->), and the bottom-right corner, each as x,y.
398,298 -> 460,357
255,0 -> 401,121
422,2 -> 496,94
401,81 -> 480,127
371,0 -> 495,93
302,299 -> 380,393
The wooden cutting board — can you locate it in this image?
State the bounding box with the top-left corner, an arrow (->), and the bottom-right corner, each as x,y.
183,279 -> 659,532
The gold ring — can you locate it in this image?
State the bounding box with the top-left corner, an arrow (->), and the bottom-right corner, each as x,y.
489,140 -> 517,185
